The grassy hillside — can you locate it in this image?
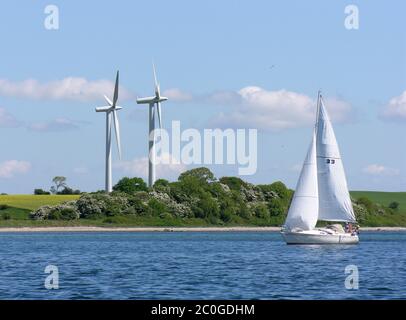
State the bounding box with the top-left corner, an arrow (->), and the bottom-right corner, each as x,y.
350,191 -> 406,213
0,195 -> 80,211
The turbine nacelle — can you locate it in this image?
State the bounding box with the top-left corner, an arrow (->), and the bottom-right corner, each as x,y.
95,105 -> 123,112
136,96 -> 168,104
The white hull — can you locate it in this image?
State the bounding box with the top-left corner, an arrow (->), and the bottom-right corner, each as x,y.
281,228 -> 359,245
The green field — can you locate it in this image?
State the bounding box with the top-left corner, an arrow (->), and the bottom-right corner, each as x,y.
0,195 -> 80,211
350,191 -> 406,213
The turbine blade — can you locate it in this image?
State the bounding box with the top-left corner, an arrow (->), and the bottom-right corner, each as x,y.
112,110 -> 122,160
152,63 -> 158,88
157,102 -> 162,131
152,63 -> 160,98
113,70 -> 119,107
104,95 -> 113,106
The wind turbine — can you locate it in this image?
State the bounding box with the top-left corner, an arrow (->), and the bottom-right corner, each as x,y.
136,64 -> 168,187
95,71 -> 123,193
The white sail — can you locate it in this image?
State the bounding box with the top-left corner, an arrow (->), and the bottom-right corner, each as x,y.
284,130 -> 319,230
316,98 -> 356,222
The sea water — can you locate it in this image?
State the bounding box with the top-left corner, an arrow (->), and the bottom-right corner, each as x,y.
0,231 -> 405,299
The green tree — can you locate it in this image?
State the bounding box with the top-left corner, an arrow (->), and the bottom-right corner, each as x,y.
153,179 -> 170,192
58,187 -> 81,195
34,188 -> 51,195
113,177 -> 148,194
179,167 -> 216,184
51,176 -> 67,194
268,181 -> 289,199
219,176 -> 247,191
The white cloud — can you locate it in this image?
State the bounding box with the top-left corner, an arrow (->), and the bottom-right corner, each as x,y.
0,77 -> 133,102
165,86 -> 353,130
163,88 -> 193,102
114,152 -> 187,181
363,164 -> 400,176
0,160 -> 31,178
28,118 -> 82,132
0,107 -> 20,127
381,90 -> 406,121
215,87 -> 353,130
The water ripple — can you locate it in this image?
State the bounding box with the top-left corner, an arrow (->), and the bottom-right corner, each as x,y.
0,231 -> 405,299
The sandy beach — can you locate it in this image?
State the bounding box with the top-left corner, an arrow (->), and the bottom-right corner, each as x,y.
0,226 -> 405,232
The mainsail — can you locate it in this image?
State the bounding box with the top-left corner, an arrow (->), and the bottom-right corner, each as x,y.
284,130 -> 319,230
316,97 -> 356,222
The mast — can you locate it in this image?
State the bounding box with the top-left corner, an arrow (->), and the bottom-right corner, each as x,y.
315,90 -> 321,131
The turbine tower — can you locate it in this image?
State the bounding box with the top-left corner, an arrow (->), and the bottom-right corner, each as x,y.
136,64 -> 168,187
95,71 -> 123,193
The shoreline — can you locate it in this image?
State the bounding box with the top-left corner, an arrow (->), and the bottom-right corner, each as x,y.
0,226 -> 405,232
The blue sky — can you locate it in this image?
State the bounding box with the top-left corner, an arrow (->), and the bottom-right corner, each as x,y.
0,0 -> 405,193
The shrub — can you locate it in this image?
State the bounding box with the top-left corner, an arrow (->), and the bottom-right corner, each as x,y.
268,198 -> 284,216
236,203 -> 251,219
356,197 -> 374,214
219,197 -> 237,222
30,206 -> 53,220
219,177 -> 247,191
0,204 -> 9,210
59,207 -> 80,220
127,196 -> 148,215
148,198 -> 167,216
159,212 -> 173,220
220,208 -> 233,223
389,201 -> 399,211
104,195 -> 129,216
47,202 -> 80,220
208,215 -> 222,225
254,203 -> 270,220
195,194 -> 219,219
353,203 -> 368,223
153,179 -> 170,192
259,181 -> 291,203
76,194 -> 107,218
76,193 -> 130,218
133,191 -> 150,203
122,206 -> 137,215
1,212 -> 11,220
47,210 -> 62,220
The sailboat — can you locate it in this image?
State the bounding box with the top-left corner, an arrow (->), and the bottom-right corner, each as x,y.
281,91 -> 359,245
